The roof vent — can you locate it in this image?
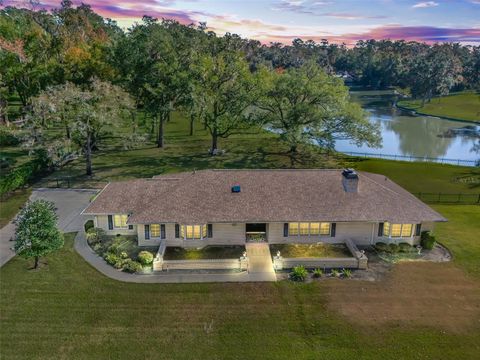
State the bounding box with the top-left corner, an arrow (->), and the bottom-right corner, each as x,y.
342,169 -> 359,193
231,184 -> 241,193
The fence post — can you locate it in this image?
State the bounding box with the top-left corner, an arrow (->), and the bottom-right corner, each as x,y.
56,178 -> 59,188
438,193 -> 441,202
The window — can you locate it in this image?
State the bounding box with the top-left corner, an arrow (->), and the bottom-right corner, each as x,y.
299,222 -> 309,235
181,224 -> 207,240
289,223 -> 299,236
401,224 -> 413,237
310,223 -> 320,235
390,224 -> 402,237
288,222 -> 331,236
384,222 -> 391,236
320,223 -> 331,235
383,222 -> 414,238
113,214 -> 128,229
150,224 -> 160,238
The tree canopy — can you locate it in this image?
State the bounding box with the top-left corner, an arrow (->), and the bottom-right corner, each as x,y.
14,199 -> 63,269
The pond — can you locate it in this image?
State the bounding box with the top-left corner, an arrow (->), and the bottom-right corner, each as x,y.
335,90 -> 479,164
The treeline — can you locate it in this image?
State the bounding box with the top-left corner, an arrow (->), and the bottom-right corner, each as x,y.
0,1 -> 478,180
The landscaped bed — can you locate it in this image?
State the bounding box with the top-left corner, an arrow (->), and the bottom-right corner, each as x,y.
86,228 -> 157,273
163,246 -> 246,260
270,243 -> 352,258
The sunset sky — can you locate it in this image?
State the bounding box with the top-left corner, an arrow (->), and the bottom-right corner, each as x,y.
3,0 -> 480,45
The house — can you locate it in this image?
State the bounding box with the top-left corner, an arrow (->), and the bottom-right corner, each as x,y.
82,169 -> 446,248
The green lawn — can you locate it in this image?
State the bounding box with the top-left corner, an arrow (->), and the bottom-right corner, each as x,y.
1,232 -> 479,359
270,243 -> 352,258
432,205 -> 480,276
2,101 -> 480,359
0,188 -> 31,228
397,92 -> 480,123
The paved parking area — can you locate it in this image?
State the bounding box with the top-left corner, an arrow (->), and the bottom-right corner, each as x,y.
0,188 -> 97,267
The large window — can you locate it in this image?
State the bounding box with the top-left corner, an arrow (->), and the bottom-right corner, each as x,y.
288,222 -> 331,236
289,223 -> 299,236
113,214 -> 128,229
181,224 -> 207,240
383,222 -> 413,238
150,224 -> 160,238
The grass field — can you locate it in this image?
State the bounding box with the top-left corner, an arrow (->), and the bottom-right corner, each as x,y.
397,92 -> 480,123
1,209 -> 479,360
0,188 -> 31,228
1,110 -> 480,359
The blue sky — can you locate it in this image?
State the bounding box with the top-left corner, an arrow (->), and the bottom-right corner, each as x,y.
3,0 -> 480,44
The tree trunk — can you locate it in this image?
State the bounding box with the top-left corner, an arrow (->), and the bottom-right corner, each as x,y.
189,114 -> 195,136
157,113 -> 165,148
65,125 -> 71,140
210,130 -> 218,155
289,144 -> 297,168
34,256 -> 39,269
85,133 -> 93,176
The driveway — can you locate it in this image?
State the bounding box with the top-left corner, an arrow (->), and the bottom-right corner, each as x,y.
0,188 -> 97,267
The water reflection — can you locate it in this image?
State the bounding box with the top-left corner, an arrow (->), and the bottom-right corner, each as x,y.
335,90 -> 479,161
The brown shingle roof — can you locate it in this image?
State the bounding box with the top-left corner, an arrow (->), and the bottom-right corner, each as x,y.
82,169 -> 446,224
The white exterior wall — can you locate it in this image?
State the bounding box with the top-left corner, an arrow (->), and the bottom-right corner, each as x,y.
137,223 -> 245,248
91,215 -> 434,248
268,222 -> 376,245
95,215 -> 137,236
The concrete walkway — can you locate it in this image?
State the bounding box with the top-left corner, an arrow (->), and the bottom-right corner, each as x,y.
75,232 -> 277,283
245,243 -> 277,281
0,188 -> 97,267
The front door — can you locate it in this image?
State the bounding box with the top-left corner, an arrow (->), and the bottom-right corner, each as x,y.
246,223 -> 267,242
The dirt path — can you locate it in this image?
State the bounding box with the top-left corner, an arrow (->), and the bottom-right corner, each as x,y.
323,262 -> 480,333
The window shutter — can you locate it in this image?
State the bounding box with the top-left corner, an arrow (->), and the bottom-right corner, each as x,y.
378,222 -> 384,237
207,224 -> 213,238
144,224 -> 150,240
108,215 -> 113,230
175,224 -> 180,238
283,223 -> 288,237
331,223 -> 336,237
161,224 -> 166,239
415,224 -> 422,236
128,225 -> 133,230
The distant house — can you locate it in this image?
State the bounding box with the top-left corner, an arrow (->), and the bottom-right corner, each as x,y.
82,169 -> 446,248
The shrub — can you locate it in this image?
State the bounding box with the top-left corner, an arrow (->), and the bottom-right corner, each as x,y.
114,258 -> 129,269
86,227 -> 106,245
342,268 -> 352,278
388,243 -> 399,254
120,251 -> 129,259
312,268 -> 323,278
0,149 -> 51,196
0,157 -> 15,169
84,220 -> 94,232
421,231 -> 436,250
330,269 -> 341,278
289,265 -> 308,282
375,242 -> 388,252
138,251 -> 154,266
0,129 -> 19,146
399,243 -> 412,253
123,260 -> 142,273
107,238 -> 124,255
104,252 -> 120,266
92,242 -> 103,253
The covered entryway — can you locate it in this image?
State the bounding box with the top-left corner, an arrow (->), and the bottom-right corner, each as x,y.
245,223 -> 267,242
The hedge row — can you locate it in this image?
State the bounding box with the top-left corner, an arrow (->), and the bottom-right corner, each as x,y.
0,150 -> 50,196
